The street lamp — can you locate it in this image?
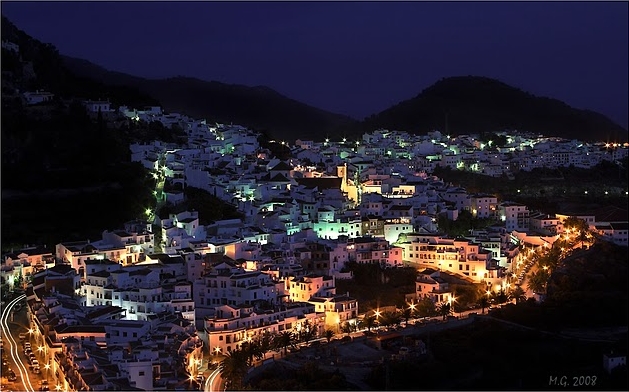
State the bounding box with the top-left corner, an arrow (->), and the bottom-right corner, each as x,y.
374,310 -> 381,330
44,363 -> 50,381
449,296 -> 457,318
214,347 -> 221,356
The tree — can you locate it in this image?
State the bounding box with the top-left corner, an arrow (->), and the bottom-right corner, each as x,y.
437,302 -> 452,321
324,329 -> 335,343
298,319 -> 316,343
453,284 -> 483,309
416,297 -> 437,318
274,331 -> 294,357
341,322 -> 352,336
219,349 -> 248,390
508,286 -> 527,304
494,290 -> 508,304
479,296 -> 489,314
359,315 -> 376,331
381,311 -> 401,327
527,269 -> 549,294
563,216 -> 592,249
258,330 -> 274,359
240,341 -> 263,366
402,307 -> 412,325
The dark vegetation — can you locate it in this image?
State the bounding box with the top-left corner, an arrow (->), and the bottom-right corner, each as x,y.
366,318 -> 627,390
1,17 -> 160,108
336,263 -> 417,313
247,361 -> 351,390
2,17 -> 164,250
436,209 -> 496,237
433,158 -> 628,214
493,241 -> 628,330
1,100 -> 157,250
157,186 -> 244,225
360,76 -> 627,142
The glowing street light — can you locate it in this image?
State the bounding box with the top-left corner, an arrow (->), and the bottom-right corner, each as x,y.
44,363 -> 50,380
449,296 -> 457,316
214,346 -> 221,355
56,385 -> 62,391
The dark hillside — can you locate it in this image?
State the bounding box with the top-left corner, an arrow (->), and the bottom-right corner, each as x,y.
61,56 -> 359,142
1,16 -> 159,108
360,76 -> 627,142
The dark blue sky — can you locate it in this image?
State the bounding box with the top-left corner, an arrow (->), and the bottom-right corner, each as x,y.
2,1 -> 627,128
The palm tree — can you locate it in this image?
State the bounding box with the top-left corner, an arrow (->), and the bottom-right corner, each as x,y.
297,319 -> 316,343
219,349 -> 248,390
508,286 -> 527,304
324,329 -> 335,343
259,330 -> 274,358
402,307 -> 412,325
527,270 -> 549,294
564,216 -> 591,249
495,290 -> 508,304
479,296 -> 489,314
359,315 -> 376,331
240,341 -> 263,366
437,302 -> 452,321
274,331 -> 294,357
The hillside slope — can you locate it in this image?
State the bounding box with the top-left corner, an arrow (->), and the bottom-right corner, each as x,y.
360,76 -> 627,142
61,56 -> 358,141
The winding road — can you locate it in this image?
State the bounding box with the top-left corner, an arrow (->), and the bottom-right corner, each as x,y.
1,294 -> 36,392
204,366 -> 222,392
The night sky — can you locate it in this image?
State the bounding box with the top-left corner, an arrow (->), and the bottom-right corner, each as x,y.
2,1 -> 627,129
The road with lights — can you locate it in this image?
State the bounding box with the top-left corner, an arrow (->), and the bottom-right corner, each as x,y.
204,366 -> 222,392
1,294 -> 36,392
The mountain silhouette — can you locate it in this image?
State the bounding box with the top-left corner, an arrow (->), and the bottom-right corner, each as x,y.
359,76 -> 627,142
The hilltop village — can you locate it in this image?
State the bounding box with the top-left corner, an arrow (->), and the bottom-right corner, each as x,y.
2,98 -> 628,391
